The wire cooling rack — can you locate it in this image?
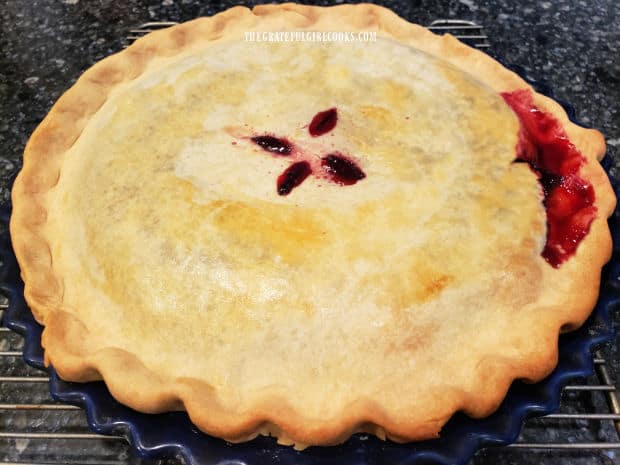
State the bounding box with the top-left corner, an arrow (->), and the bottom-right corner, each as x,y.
2,19 -> 620,465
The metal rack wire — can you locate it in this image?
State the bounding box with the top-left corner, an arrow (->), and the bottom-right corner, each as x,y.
427,19 -> 490,48
1,18 -> 619,465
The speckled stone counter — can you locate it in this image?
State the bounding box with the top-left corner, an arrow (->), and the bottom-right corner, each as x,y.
0,1 -> 619,464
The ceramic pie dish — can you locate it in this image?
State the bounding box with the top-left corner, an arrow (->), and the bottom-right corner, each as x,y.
9,2 -> 616,450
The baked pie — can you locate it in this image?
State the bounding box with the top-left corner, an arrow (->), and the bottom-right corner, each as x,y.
10,3 -> 615,448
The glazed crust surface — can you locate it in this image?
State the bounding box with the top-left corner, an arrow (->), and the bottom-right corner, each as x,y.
10,3 -> 616,448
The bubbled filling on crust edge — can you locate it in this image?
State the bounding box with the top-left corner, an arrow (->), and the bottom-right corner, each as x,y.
501,89 -> 597,268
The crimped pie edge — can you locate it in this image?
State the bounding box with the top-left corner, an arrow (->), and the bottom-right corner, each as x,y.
10,2 -> 616,448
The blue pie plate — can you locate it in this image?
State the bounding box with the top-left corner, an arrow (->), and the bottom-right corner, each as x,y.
1,72 -> 619,465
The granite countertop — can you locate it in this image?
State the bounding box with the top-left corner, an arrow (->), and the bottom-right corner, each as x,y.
0,1 -> 619,464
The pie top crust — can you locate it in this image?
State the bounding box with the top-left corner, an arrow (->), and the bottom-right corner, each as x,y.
10,3 -> 616,448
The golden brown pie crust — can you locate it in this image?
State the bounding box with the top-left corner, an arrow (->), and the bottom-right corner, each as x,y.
10,3 -> 616,448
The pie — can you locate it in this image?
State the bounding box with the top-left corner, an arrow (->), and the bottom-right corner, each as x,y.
10,3 -> 615,449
